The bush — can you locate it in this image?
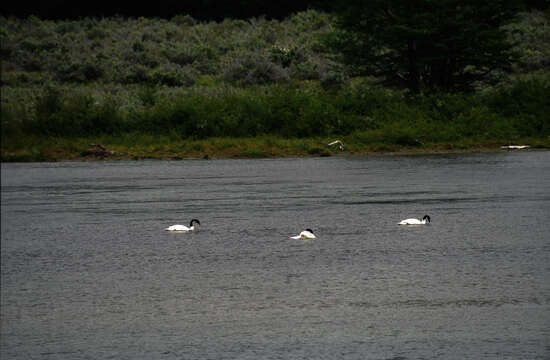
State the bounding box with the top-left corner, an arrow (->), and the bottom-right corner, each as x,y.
2,80 -> 549,147
1,9 -> 548,150
171,14 -> 197,26
87,27 -> 109,40
485,75 -> 550,136
28,89 -> 124,137
269,46 -> 305,67
1,9 -> 546,92
150,64 -> 198,86
505,10 -> 550,72
56,60 -> 104,82
223,54 -> 289,85
320,70 -> 348,90
117,64 -> 152,84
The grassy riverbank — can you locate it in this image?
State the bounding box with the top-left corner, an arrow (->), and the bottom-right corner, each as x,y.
1,10 -> 549,162
2,134 -> 548,162
2,74 -> 549,162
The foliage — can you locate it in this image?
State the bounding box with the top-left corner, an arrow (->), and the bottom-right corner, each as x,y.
321,0 -> 523,93
504,10 -> 550,71
222,53 -> 289,85
0,11 -> 334,87
1,8 -> 549,160
2,78 -> 549,146
1,8 -> 545,90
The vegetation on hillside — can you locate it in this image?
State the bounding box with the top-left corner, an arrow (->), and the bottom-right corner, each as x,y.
1,11 -> 338,87
1,9 -> 549,161
324,0 -> 523,93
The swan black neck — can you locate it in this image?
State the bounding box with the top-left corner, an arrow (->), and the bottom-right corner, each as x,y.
422,215 -> 430,223
189,219 -> 200,226
305,228 -> 314,233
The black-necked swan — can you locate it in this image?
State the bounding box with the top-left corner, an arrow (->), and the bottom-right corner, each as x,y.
164,219 -> 200,231
398,215 -> 430,225
291,228 -> 316,239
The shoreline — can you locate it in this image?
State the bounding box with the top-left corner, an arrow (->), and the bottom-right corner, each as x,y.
2,138 -> 548,162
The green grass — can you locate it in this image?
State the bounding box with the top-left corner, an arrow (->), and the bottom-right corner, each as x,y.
4,76 -> 549,157
2,133 -> 548,162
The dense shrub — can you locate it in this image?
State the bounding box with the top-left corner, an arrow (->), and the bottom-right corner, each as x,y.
56,60 -> 104,82
1,9 -> 548,151
23,88 -> 124,137
223,54 -> 289,85
485,74 -> 550,136
2,78 -> 548,144
171,14 -> 198,26
150,63 -> 198,86
505,10 -> 550,71
0,10 -> 336,87
2,9 -> 544,89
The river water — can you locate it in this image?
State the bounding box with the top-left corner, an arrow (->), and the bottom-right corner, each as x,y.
1,152 -> 549,359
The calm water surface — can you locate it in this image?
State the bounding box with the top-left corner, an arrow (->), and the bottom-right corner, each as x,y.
1,152 -> 549,359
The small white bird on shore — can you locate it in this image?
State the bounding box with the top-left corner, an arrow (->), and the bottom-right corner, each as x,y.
290,229 -> 316,239
164,219 -> 200,232
328,140 -> 344,151
398,215 -> 431,225
501,145 -> 530,150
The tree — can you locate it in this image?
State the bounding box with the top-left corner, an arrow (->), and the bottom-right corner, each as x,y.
0,0 -> 311,20
322,0 -> 523,93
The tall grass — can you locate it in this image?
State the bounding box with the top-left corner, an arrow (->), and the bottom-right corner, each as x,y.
3,78 -> 549,150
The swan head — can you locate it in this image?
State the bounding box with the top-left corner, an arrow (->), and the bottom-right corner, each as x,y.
189,219 -> 200,227
422,215 -> 431,223
305,228 -> 314,234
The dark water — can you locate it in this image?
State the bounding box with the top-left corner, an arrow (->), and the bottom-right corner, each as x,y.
2,152 -> 549,359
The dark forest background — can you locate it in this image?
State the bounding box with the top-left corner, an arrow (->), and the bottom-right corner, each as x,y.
2,0 -> 314,20
2,0 -> 547,20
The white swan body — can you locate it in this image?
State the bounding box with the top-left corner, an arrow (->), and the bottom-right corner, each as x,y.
165,219 -> 200,232
398,215 -> 430,225
165,224 -> 194,231
291,229 -> 316,239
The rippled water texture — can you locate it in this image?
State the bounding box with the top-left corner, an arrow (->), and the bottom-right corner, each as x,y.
2,152 -> 550,359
